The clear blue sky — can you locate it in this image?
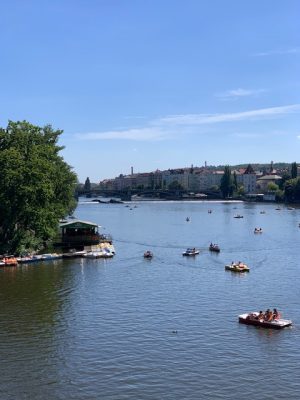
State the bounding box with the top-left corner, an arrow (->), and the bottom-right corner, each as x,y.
0,0 -> 299,182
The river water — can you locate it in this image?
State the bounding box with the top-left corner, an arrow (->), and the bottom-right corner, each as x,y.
1,200 -> 300,399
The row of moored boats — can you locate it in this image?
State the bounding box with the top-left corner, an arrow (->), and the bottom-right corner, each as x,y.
0,245 -> 116,266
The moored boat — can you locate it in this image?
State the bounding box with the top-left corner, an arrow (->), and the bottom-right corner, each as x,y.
17,255 -> 42,264
234,214 -> 243,219
182,248 -> 199,256
225,262 -> 249,272
41,253 -> 62,261
2,256 -> 18,266
239,312 -> 292,329
63,250 -> 87,258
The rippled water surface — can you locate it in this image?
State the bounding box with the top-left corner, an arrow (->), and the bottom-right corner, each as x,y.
1,200 -> 300,399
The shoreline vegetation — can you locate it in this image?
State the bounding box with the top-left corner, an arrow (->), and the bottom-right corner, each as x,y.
0,121 -> 77,256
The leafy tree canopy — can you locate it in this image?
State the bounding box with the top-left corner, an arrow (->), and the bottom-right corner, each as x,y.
220,166 -> 234,198
284,177 -> 300,203
0,121 -> 77,254
168,180 -> 184,190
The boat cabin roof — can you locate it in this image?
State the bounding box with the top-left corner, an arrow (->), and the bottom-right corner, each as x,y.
59,219 -> 99,229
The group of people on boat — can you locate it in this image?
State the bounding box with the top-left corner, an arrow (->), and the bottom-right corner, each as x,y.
247,308 -> 280,322
209,243 -> 220,252
254,227 -> 263,233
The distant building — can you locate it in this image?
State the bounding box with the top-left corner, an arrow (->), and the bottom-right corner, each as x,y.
256,175 -> 282,192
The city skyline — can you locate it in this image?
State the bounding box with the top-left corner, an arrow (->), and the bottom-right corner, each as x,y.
0,1 -> 299,181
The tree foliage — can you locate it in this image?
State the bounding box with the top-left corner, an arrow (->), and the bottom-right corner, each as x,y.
168,180 -> 184,190
0,121 -> 77,254
284,177 -> 300,203
84,177 -> 91,191
291,162 -> 298,179
267,182 -> 279,191
220,166 -> 234,198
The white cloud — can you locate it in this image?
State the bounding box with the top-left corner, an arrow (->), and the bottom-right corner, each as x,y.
231,132 -> 262,138
76,127 -> 170,141
158,104 -> 300,126
74,104 -> 300,141
254,47 -> 300,56
215,88 -> 266,100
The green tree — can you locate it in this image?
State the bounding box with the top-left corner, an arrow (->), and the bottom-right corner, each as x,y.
237,185 -> 245,196
291,162 -> 298,179
233,171 -> 238,191
267,182 -> 279,191
168,180 -> 184,190
284,177 -> 300,202
84,177 -> 91,191
0,121 -> 77,254
220,166 -> 233,198
279,171 -> 291,189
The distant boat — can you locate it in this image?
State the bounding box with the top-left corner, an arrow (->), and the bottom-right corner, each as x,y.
182,248 -> 199,256
225,262 -> 249,273
254,228 -> 263,234
144,251 -> 153,259
234,214 -> 243,219
186,217 -> 190,222
209,243 -> 220,253
239,312 -> 292,329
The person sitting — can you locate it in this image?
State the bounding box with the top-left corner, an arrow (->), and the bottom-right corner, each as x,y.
264,309 -> 273,321
272,308 -> 280,320
256,311 -> 264,321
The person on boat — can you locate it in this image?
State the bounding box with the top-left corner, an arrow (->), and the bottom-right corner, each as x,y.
264,309 -> 273,321
272,308 -> 280,320
256,311 -> 264,321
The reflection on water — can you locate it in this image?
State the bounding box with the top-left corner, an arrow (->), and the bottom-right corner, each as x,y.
0,201 -> 300,399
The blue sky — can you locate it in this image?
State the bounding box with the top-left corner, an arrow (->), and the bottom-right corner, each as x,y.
0,0 -> 299,182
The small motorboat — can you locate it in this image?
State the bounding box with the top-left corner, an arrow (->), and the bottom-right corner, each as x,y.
17,255 -> 42,264
41,253 -> 62,261
234,214 -> 243,219
260,211 -> 266,214
254,228 -> 263,233
209,243 -> 220,253
208,210 -> 212,214
144,251 -> 153,259
275,207 -> 281,211
186,217 -> 190,222
85,249 -> 114,259
225,262 -> 249,272
238,312 -> 292,329
63,250 -> 87,258
182,248 -> 199,256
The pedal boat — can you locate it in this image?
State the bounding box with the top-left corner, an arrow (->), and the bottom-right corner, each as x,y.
239,313 -> 292,329
182,248 -> 199,256
209,244 -> 220,253
225,262 -> 249,272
